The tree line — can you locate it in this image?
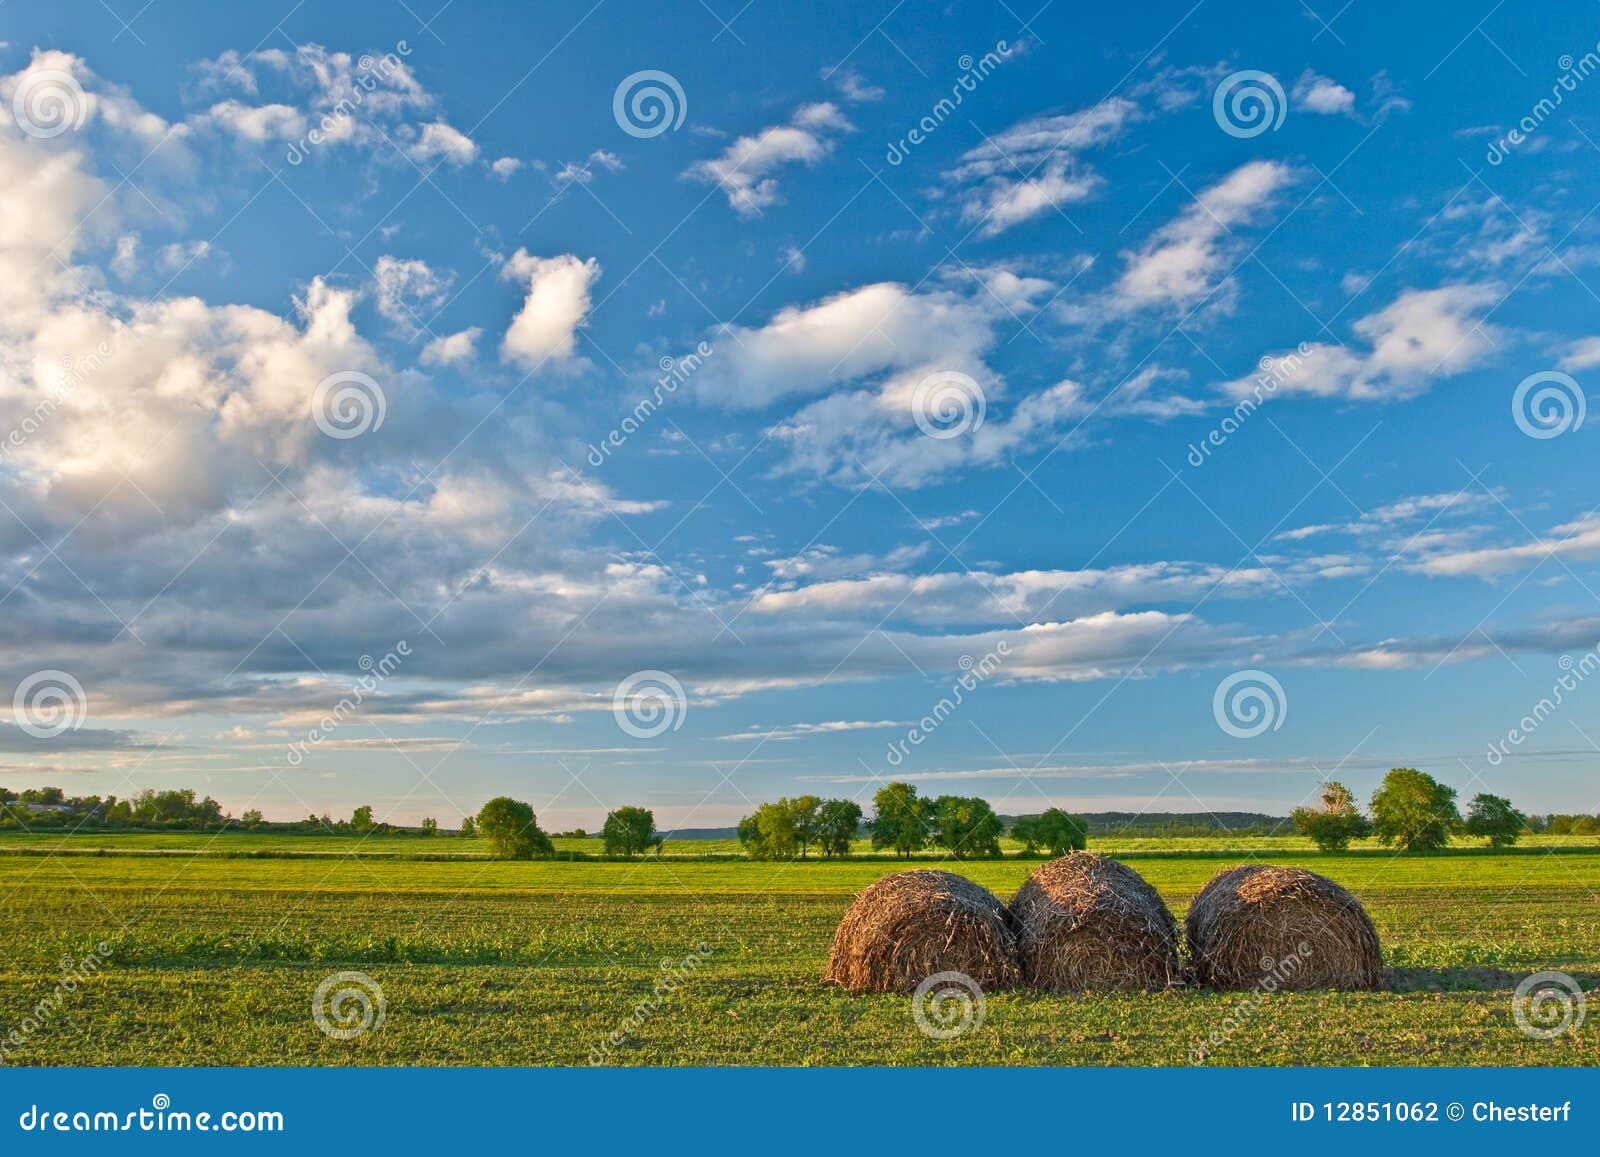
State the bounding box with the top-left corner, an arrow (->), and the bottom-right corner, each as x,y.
1291,768 -> 1531,851
736,783 -> 1087,860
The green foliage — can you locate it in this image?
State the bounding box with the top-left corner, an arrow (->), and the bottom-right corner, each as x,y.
419,817 -> 438,836
738,798 -> 803,859
1291,781 -> 1373,852
1464,793 -> 1526,847
929,795 -> 1004,858
239,809 -> 264,830
602,806 -> 658,857
867,782 -> 930,857
1011,809 -> 1090,854
474,798 -> 553,860
813,799 -> 862,857
1371,768 -> 1460,851
351,805 -> 375,832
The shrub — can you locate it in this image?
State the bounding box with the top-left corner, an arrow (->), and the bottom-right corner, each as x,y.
474,797 -> 553,860
1291,781 -> 1372,852
1370,768 -> 1459,851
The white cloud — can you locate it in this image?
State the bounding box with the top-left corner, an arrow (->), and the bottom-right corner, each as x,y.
489,155 -> 523,180
685,102 -> 852,217
407,119 -> 476,166
499,250 -> 600,367
419,327 -> 481,366
373,255 -> 452,335
1557,336 -> 1600,371
1292,70 -> 1356,116
1116,160 -> 1296,311
1223,283 -> 1501,401
200,99 -> 304,142
945,99 -> 1136,236
719,719 -> 902,741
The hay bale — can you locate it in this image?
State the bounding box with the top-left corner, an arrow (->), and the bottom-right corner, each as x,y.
822,869 -> 1019,994
1185,864 -> 1382,991
1009,852 -> 1181,991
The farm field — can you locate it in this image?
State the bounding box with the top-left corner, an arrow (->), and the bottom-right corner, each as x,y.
0,836 -> 1595,1067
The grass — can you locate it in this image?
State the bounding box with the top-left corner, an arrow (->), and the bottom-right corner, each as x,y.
0,833 -> 1595,1066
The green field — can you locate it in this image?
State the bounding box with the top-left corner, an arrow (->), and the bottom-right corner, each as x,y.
0,833 -> 1595,1066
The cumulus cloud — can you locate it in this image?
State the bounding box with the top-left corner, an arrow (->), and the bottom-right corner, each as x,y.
407,119 -> 476,166
685,102 -> 852,217
1292,70 -> 1357,116
499,250 -> 600,367
419,327 -> 481,366
1222,283 -> 1501,401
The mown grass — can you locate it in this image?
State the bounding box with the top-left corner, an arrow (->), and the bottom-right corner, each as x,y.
0,836 -> 1594,1066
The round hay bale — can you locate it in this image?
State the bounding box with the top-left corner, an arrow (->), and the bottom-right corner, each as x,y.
822,869 -> 1019,994
1009,852 -> 1181,991
1185,864 -> 1382,991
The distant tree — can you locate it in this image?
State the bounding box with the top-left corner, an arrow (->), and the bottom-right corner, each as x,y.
1011,815 -> 1045,854
930,795 -> 1004,859
419,817 -> 438,836
239,809 -> 264,830
868,783 -> 930,858
1035,808 -> 1089,855
814,799 -> 863,857
351,805 -> 375,832
1464,793 -> 1526,847
1370,768 -> 1460,851
738,799 -> 802,860
1291,781 -> 1373,852
789,795 -> 824,858
474,797 -> 553,859
602,806 -> 658,857
459,816 -> 476,838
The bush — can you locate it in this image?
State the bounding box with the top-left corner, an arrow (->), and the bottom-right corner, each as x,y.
474,797 -> 553,860
930,795 -> 1003,859
1291,781 -> 1372,852
602,806 -> 657,857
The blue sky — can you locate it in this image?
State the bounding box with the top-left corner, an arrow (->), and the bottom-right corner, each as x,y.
3,0 -> 1600,829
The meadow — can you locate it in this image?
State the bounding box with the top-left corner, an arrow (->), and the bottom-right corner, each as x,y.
0,831 -> 1595,1066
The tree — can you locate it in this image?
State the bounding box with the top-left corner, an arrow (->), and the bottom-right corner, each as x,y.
239,809 -> 264,830
602,806 -> 657,857
459,816 -> 476,838
789,795 -> 824,858
1464,793 -> 1526,847
868,783 -> 930,857
419,817 -> 438,836
474,797 -> 553,859
1035,808 -> 1088,855
738,799 -> 802,860
351,805 -> 374,832
814,799 -> 863,857
930,795 -> 1004,859
1370,768 -> 1460,851
1291,781 -> 1373,852
1011,815 -> 1044,854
